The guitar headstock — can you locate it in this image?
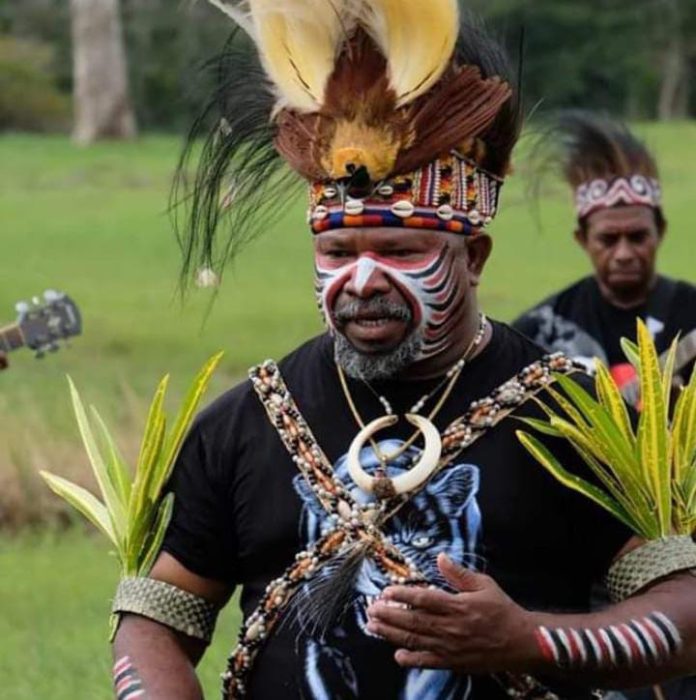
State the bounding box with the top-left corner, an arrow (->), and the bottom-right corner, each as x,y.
15,290 -> 82,357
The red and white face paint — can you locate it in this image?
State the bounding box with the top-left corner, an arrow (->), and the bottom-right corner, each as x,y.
315,245 -> 462,361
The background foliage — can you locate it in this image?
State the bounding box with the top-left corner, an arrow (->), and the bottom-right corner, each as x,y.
1,0 -> 695,133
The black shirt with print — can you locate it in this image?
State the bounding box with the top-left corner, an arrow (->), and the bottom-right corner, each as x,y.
162,322 -> 630,700
512,276 -> 696,403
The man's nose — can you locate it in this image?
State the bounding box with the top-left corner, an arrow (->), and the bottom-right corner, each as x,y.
344,257 -> 392,298
613,236 -> 636,264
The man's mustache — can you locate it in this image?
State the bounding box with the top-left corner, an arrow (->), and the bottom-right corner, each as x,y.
333,298 -> 412,325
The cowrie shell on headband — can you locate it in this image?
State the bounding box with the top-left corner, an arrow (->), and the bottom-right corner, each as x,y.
437,204 -> 454,221
378,184 -> 394,197
392,200 -> 415,218
345,199 -> 365,216
323,186 -> 338,199
312,206 -> 329,220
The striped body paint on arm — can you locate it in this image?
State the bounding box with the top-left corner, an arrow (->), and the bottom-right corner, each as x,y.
113,656 -> 147,700
535,612 -> 682,670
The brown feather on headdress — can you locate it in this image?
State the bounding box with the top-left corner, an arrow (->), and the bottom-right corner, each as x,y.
175,2 -> 522,282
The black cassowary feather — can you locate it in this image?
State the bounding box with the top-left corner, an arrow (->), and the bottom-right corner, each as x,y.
454,14 -> 523,177
530,109 -> 660,193
171,30 -> 303,288
527,109 -> 662,227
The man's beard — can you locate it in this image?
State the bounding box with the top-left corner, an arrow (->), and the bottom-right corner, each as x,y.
332,298 -> 423,381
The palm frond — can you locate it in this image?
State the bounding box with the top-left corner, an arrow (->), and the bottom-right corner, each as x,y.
40,354 -> 223,579
519,319 -> 695,539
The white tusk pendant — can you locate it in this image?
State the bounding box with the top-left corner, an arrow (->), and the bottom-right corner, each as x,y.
346,414 -> 442,498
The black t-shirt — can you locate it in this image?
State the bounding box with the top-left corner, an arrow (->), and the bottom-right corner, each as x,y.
162,322 -> 630,700
512,276 -> 696,405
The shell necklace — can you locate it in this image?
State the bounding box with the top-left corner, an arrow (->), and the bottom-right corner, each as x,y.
337,313 -> 488,499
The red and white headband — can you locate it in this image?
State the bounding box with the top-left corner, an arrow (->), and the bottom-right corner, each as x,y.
575,175 -> 661,220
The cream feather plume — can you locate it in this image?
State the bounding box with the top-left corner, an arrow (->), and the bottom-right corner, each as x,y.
206,0 -> 359,112
204,0 -> 254,34
361,0 -> 459,107
206,1 -> 459,112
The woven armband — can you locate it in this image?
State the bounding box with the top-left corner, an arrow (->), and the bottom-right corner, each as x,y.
112,577 -> 220,643
606,536 -> 696,603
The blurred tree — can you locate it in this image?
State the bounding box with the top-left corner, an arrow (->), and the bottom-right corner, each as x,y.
120,0 -> 231,132
653,0 -> 695,120
0,36 -> 70,132
70,0 -> 136,143
1,0 -> 695,132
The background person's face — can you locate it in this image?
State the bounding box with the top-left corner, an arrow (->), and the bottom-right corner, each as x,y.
579,205 -> 662,299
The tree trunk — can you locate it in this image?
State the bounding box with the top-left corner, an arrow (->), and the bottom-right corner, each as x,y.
657,0 -> 687,120
70,0 -> 137,144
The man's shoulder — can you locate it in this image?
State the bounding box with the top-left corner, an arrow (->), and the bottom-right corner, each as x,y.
512,277 -> 593,325
194,334 -> 332,434
490,321 -> 568,369
668,276 -> 696,304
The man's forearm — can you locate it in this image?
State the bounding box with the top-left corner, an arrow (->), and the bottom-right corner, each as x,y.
113,614 -> 207,700
531,572 -> 696,689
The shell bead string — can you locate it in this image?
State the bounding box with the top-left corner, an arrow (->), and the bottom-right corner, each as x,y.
223,354 -> 580,699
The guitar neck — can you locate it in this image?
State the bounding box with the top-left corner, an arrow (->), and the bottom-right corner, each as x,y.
0,323 -> 25,353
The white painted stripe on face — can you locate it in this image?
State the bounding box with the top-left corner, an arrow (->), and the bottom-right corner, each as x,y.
353,257 -> 379,295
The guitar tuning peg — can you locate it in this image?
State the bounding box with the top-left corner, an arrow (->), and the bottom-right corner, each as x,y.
44,289 -> 61,302
32,296 -> 41,306
15,301 -> 30,314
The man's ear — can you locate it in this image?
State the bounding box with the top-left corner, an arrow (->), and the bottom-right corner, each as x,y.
656,210 -> 668,242
465,234 -> 492,287
574,226 -> 588,250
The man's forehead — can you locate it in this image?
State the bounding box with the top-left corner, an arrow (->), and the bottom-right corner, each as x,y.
314,227 -> 453,248
587,205 -> 656,235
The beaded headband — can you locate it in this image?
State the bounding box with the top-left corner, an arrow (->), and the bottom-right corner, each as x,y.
575,175 -> 662,220
309,153 -> 502,235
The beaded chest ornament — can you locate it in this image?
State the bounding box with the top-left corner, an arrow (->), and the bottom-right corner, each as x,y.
221,352 -> 583,699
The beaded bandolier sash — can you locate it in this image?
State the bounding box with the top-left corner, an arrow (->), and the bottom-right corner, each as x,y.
222,353 -> 586,700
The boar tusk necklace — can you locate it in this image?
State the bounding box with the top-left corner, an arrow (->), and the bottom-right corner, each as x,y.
338,314 -> 487,498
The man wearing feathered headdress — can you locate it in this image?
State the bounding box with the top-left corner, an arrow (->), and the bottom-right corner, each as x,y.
513,112 -> 696,409
109,5 -> 696,700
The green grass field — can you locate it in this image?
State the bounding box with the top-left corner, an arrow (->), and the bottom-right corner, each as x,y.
0,124 -> 695,697
0,530 -> 242,698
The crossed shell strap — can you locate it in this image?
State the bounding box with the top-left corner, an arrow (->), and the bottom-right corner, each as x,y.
222,354 -> 580,699
380,352 -> 580,520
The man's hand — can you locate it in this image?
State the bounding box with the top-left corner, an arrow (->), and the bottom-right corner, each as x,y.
366,553 -> 537,673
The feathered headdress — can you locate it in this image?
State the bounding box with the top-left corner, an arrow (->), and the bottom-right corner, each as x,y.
539,110 -> 663,223
175,1 -> 521,282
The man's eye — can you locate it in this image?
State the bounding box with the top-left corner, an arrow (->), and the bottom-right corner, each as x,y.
628,231 -> 649,244
326,250 -> 353,259
389,250 -> 416,258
